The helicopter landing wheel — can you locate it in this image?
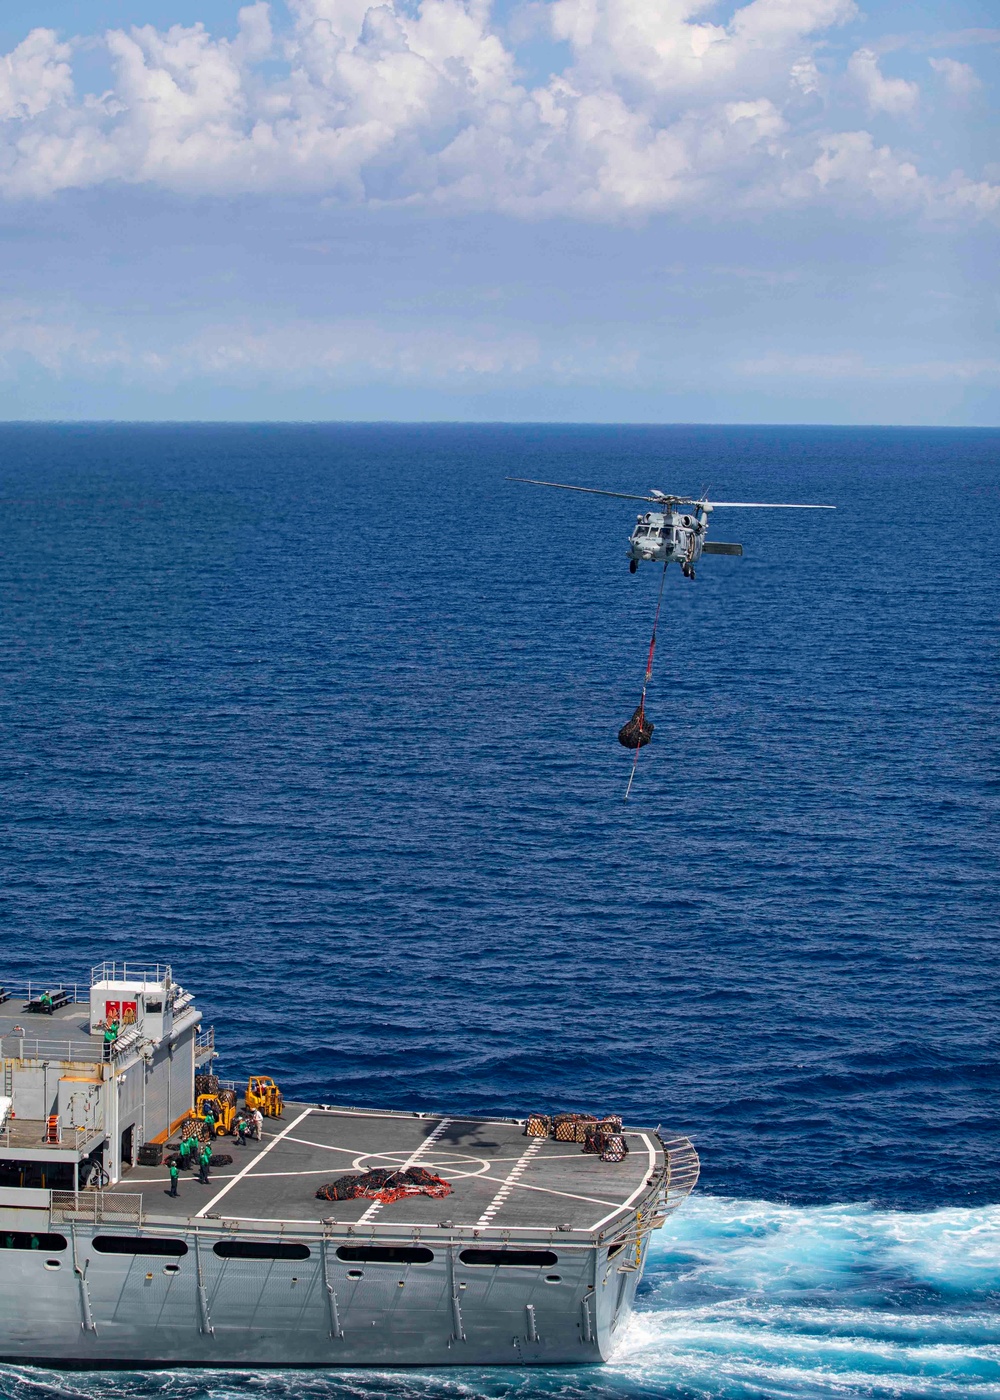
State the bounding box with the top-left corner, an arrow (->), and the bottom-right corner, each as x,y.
629,559 -> 638,574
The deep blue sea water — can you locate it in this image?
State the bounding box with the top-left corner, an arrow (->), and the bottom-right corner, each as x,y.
0,423 -> 997,1397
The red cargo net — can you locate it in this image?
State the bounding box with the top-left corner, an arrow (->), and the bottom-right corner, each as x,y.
316,1166 -> 453,1205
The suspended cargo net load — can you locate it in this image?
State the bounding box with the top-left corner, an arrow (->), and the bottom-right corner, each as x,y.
316,1166 -> 453,1205
618,707 -> 653,749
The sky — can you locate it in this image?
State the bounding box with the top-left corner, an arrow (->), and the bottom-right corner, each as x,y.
0,0 -> 997,422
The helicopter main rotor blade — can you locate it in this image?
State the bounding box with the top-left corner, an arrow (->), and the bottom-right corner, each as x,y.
506,477 -> 667,504
704,501 -> 836,509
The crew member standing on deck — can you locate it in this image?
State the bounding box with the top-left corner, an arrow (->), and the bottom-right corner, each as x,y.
168,1161 -> 179,1197
251,1108 -> 263,1142
103,1020 -> 118,1061
178,1138 -> 190,1171
198,1144 -> 211,1184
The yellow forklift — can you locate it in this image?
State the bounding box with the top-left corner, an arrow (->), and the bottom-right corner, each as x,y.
245,1075 -> 284,1118
196,1092 -> 238,1136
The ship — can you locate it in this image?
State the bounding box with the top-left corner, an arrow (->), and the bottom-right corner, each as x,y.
0,961 -> 699,1367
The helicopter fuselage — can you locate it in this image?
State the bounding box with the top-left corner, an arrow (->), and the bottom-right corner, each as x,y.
628,509 -> 705,572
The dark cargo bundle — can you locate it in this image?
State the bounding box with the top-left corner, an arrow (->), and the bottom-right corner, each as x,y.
582,1123 -> 605,1154
209,1153 -> 234,1167
195,1074 -> 220,1097
524,1114 -> 551,1138
582,1117 -> 626,1155
137,1142 -> 163,1167
618,706 -> 654,749
316,1166 -> 452,1205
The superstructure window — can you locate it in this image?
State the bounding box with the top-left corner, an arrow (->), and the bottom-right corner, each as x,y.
0,1232 -> 66,1251
213,1241 -> 310,1260
459,1249 -> 557,1267
336,1246 -> 433,1265
93,1236 -> 187,1257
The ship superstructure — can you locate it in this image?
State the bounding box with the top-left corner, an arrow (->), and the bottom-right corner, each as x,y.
0,964 -> 698,1367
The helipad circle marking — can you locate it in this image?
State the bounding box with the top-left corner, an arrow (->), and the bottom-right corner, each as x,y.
350,1151 -> 491,1179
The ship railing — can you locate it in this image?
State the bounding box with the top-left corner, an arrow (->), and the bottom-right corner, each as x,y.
0,1118 -> 104,1151
1,1035 -> 103,1064
51,1191 -> 143,1227
1,1032 -> 139,1065
90,961 -> 172,989
660,1135 -> 701,1214
2,981 -> 88,1007
195,1026 -> 217,1063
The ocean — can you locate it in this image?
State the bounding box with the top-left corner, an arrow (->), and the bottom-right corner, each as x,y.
0,422 -> 996,1397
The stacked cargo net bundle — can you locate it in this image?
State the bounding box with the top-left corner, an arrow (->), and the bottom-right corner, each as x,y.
582,1118 -> 629,1162
178,1115 -> 212,1144
553,1113 -> 599,1142
316,1167 -> 452,1205
195,1074 -> 220,1097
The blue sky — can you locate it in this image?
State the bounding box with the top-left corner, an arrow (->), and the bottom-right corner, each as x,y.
0,0 -> 996,422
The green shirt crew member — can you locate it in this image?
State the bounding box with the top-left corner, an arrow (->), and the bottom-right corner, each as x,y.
39,993 -> 52,1011
198,1145 -> 212,1184
168,1162 -> 179,1197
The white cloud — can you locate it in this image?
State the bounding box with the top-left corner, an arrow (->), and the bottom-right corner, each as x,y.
737,350 -> 1000,381
0,1 -> 993,222
0,298 -> 653,383
0,29 -> 73,121
929,56 -> 981,99
847,47 -> 919,115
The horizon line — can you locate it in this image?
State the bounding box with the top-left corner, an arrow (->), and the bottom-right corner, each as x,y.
0,419 -> 997,430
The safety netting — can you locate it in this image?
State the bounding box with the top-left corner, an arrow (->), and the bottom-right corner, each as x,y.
316,1166 -> 453,1205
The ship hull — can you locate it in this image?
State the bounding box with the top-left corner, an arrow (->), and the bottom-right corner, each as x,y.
0,1231 -> 647,1366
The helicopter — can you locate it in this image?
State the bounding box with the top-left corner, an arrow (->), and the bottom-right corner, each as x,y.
507,478 -> 835,578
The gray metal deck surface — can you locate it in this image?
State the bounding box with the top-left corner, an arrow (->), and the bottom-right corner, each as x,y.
0,1002 -> 94,1057
112,1105 -> 661,1235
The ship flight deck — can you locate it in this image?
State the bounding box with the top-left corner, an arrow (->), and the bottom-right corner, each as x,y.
108,1105 -> 666,1238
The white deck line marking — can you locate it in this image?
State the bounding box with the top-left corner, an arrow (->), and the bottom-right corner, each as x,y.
475,1137 -> 544,1226
587,1134 -> 658,1232
474,1171 -> 618,1209
280,1135 -> 490,1178
282,1135 -> 369,1154
194,1108 -> 312,1218
487,1153 -> 588,1163
355,1117 -> 453,1225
